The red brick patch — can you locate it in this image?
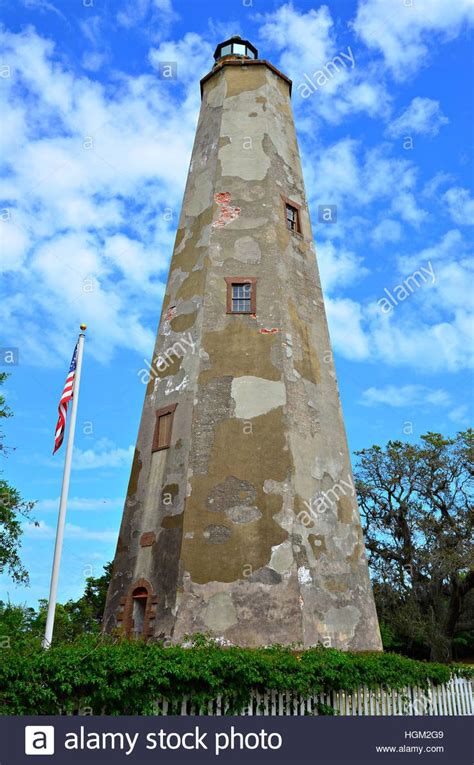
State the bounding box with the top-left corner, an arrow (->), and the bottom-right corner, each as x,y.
212,192 -> 241,228
140,531 -> 156,547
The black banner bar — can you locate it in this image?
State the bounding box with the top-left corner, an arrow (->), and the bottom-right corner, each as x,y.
2,715 -> 472,764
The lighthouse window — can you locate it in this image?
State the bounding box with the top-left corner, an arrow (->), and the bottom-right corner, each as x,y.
225,277 -> 257,314
152,403 -> 177,452
286,203 -> 300,232
215,41 -> 258,61
232,283 -> 251,312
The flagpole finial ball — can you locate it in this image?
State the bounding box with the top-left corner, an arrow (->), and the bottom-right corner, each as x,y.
80,324 -> 87,331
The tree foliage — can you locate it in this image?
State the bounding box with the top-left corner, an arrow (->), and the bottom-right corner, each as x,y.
0,373 -> 35,584
0,633 -> 471,716
0,562 -> 112,643
355,430 -> 474,662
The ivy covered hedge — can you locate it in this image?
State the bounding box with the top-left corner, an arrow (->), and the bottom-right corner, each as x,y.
1,634 -> 472,715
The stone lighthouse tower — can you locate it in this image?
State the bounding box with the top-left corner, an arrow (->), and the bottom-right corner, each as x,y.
103,36 -> 382,651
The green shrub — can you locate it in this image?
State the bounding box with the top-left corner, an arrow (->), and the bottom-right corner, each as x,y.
0,634 -> 471,716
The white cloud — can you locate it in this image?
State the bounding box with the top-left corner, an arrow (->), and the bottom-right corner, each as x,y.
448,405 -> 470,425
331,78 -> 390,123
259,3 -> 336,77
149,32 -> 213,83
370,231 -> 473,371
23,520 -> 117,542
353,0 -> 474,79
316,240 -> 368,292
71,439 -> 134,470
360,384 -> 451,407
35,496 -> 124,512
0,25 -> 202,366
326,297 -> 370,360
21,0 -> 66,20
1,17 -> 470,385
366,304 -> 474,373
0,217 -> 30,270
30,440 -> 134,470
258,3 -> 391,123
325,227 -> 474,373
442,187 -> 474,225
80,14 -> 104,47
397,229 -> 464,271
79,16 -> 109,72
310,138 -> 360,204
427,259 -> 474,313
387,97 -> 448,137
391,191 -> 427,226
422,171 -> 453,198
116,0 -> 178,36
310,140 -> 426,227
81,52 -> 107,72
371,218 -> 402,244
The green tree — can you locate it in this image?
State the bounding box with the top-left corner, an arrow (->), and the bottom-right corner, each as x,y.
34,562 -> 112,640
0,373 -> 36,584
0,600 -> 37,646
355,430 -> 474,662
62,561 -> 112,635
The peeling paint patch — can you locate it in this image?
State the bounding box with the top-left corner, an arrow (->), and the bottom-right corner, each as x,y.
165,375 -> 189,396
203,524 -> 232,544
203,592 -> 238,632
234,235 -> 261,264
263,479 -> 289,495
231,376 -> 286,419
170,311 -> 197,333
298,566 -> 312,585
323,605 -> 361,642
162,305 -> 176,335
212,192 -> 241,227
225,505 -> 262,524
246,567 -> 280,585
269,540 -> 293,575
308,534 -> 327,559
207,476 -> 256,513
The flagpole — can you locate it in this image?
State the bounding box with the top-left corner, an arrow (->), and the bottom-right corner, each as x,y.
42,324 -> 87,649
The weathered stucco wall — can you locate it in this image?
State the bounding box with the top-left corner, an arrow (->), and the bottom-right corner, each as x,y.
103,58 -> 382,651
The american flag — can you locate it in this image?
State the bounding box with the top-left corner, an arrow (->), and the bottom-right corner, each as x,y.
53,343 -> 78,454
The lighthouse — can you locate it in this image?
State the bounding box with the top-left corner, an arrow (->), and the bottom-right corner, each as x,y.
103,36 -> 382,651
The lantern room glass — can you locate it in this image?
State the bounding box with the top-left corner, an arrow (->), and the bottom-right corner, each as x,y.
215,40 -> 258,61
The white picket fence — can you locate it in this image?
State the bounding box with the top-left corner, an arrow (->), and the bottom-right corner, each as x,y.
154,678 -> 473,716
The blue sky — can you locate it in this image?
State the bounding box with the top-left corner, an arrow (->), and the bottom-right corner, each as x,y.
1,0 -> 473,608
